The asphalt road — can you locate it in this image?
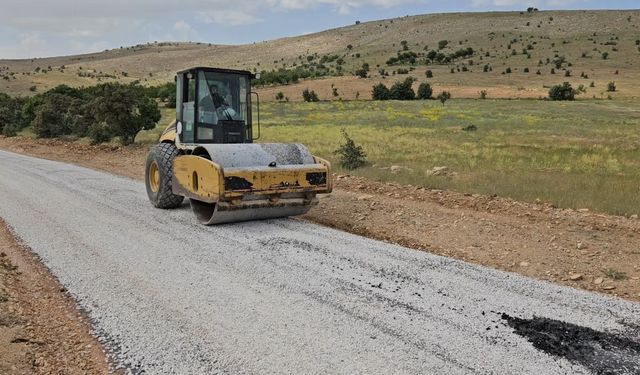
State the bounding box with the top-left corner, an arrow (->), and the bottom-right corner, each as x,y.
0,149 -> 639,375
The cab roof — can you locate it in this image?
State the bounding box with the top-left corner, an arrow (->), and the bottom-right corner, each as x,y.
176,67 -> 254,77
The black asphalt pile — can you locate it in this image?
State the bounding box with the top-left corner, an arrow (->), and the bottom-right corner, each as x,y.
502,313 -> 640,374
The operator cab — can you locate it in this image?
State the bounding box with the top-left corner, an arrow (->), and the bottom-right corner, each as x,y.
176,67 -> 258,144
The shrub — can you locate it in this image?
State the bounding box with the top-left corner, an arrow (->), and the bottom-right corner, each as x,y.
425,70 -> 433,78
524,67 -> 529,73
87,122 -> 112,144
275,92 -> 285,101
607,81 -> 616,92
302,88 -> 319,102
548,82 -> 577,101
0,94 -> 27,137
88,83 -> 161,145
417,83 -> 433,99
32,94 -> 74,138
602,52 -> 609,60
479,90 -> 488,99
437,91 -> 451,105
29,85 -> 37,92
334,129 -> 367,170
438,40 -> 449,50
389,77 -> 416,100
371,83 -> 391,100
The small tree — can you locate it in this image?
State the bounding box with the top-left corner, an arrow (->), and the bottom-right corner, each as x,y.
334,129 -> 367,170
32,94 -> 74,138
417,83 -> 433,99
275,91 -> 285,101
390,77 -> 416,100
479,90 -> 488,99
437,91 -> 451,105
602,52 -> 609,60
607,81 -> 616,92
355,68 -> 367,78
302,88 -> 319,102
371,83 -> 391,100
425,70 -> 433,78
88,83 -> 161,145
548,82 -> 576,101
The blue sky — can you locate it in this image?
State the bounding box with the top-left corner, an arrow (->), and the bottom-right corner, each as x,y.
0,0 -> 637,59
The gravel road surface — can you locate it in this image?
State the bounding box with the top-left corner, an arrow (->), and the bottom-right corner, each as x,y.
0,150 -> 639,375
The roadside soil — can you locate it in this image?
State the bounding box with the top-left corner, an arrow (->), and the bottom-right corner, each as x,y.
1,136 -> 639,303
0,218 -> 112,374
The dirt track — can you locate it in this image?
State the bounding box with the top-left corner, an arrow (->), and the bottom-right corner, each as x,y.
1,136 -> 639,302
1,149 -> 639,374
0,219 -> 111,375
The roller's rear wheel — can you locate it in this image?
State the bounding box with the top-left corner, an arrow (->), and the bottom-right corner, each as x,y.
145,143 -> 184,209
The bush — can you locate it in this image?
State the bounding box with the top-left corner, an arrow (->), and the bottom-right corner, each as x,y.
425,70 -> 433,78
354,68 -> 367,78
437,91 -> 451,105
417,83 -> 433,99
0,94 -> 27,137
32,94 -> 74,138
479,90 -> 488,99
389,77 -> 416,100
607,82 -> 616,92
548,82 -> 577,101
371,83 -> 391,100
87,83 -> 161,145
87,122 -> 112,144
302,89 -> 319,102
275,92 -> 285,101
334,129 -> 367,170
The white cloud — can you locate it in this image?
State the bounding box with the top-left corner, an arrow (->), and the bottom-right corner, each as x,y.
171,21 -> 199,41
471,0 -> 583,6
277,0 -> 417,14
197,10 -> 262,26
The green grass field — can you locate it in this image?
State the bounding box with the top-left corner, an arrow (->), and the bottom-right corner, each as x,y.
140,99 -> 640,216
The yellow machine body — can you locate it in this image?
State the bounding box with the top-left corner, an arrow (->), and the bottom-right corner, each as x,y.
159,123 -> 332,225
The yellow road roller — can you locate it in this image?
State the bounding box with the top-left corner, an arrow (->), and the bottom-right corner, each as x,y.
145,67 -> 332,224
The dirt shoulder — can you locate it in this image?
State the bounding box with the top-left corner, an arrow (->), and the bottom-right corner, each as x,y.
0,218 -> 112,374
1,136 -> 639,303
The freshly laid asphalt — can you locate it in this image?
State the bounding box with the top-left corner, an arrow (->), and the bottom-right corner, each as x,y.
0,150 -> 638,374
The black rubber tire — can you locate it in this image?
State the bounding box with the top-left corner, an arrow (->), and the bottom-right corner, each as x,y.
145,143 -> 184,209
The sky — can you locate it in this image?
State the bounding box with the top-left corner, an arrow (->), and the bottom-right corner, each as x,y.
0,0 -> 637,59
